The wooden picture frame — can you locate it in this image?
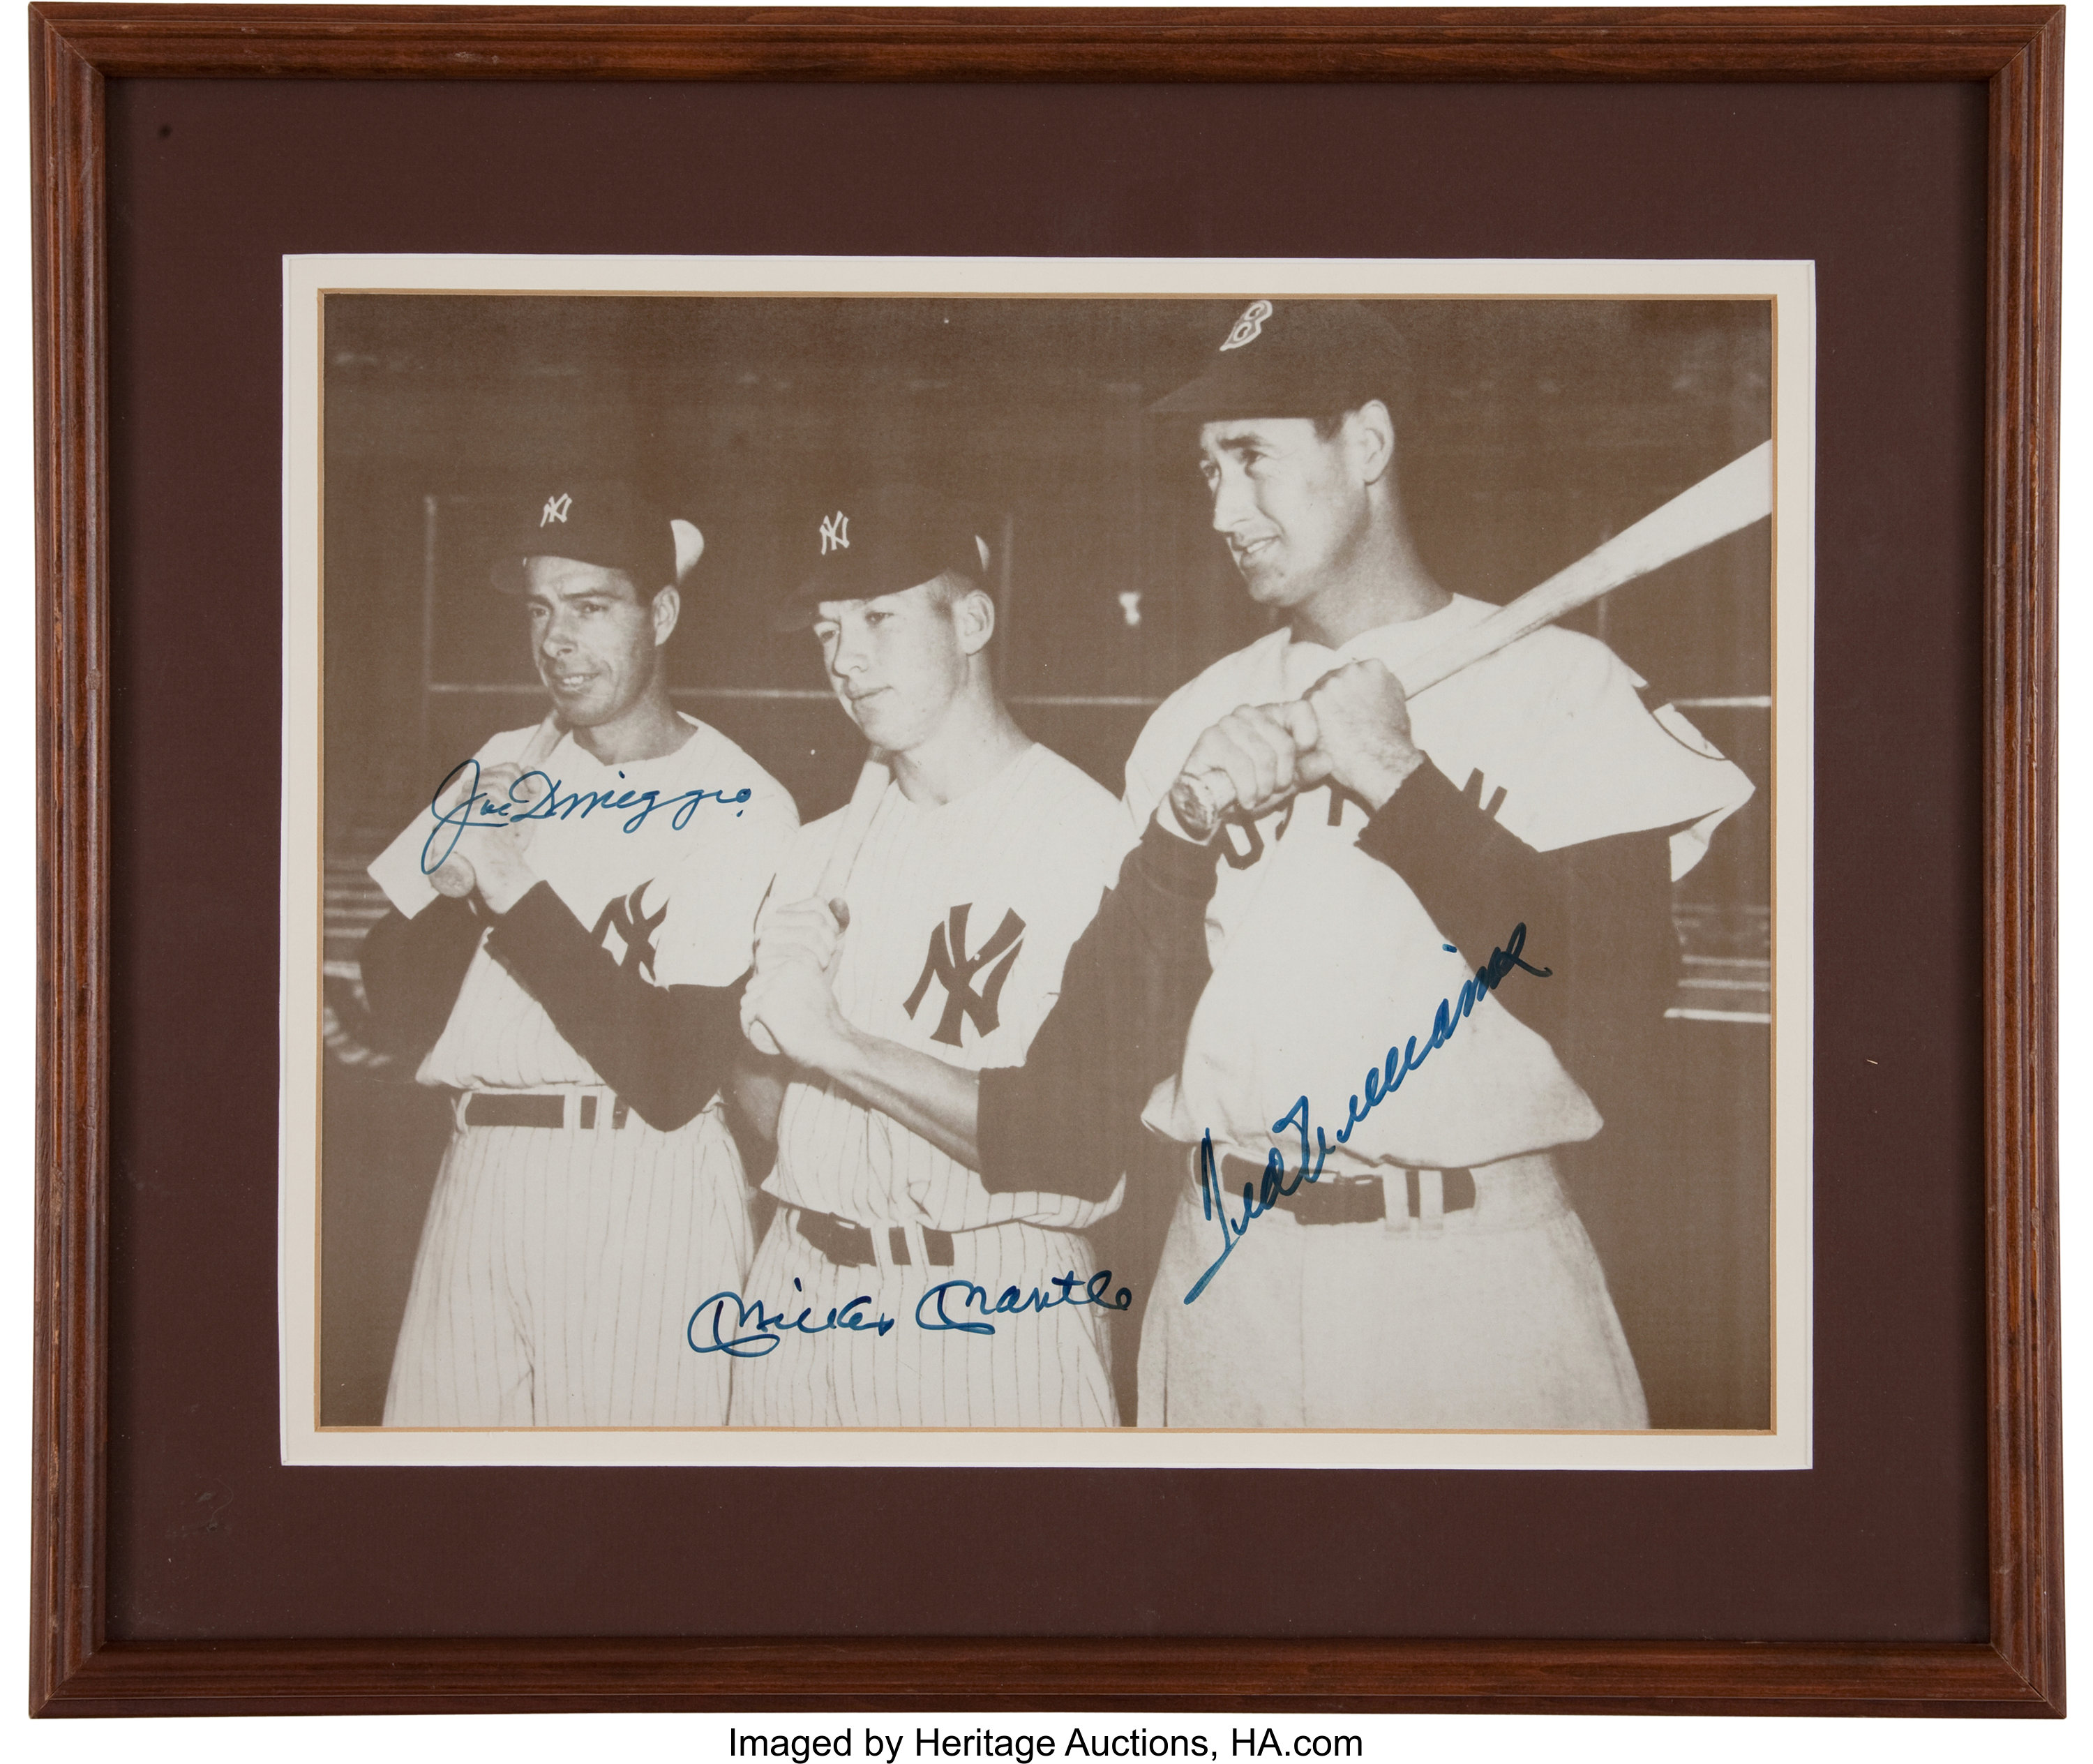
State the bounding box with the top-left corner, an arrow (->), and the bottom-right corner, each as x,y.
31,5 -> 2062,1715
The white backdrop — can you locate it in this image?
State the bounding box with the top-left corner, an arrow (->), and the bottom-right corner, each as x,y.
2,1 -> 2083,1756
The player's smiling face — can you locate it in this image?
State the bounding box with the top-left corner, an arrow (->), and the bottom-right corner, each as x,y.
1199,417 -> 1372,610
522,555 -> 674,728
811,577 -> 974,752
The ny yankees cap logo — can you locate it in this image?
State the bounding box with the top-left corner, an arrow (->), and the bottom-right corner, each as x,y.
540,493 -> 573,526
819,511 -> 850,555
1220,299 -> 1274,352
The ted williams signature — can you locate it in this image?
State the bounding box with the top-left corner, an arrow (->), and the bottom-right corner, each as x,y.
1186,921 -> 1553,1304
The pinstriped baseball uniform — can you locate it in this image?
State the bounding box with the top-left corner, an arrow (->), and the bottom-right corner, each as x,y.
728,741 -> 1132,1428
373,715 -> 798,1427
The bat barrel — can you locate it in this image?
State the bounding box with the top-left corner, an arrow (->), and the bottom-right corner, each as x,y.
1397,440 -> 1772,701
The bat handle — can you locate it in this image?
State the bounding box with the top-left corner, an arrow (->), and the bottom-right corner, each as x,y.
1169,768 -> 1238,842
744,895 -> 855,1058
747,755 -> 885,1061
432,855 -> 477,898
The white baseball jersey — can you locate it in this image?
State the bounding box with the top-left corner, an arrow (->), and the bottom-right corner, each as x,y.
730,741 -> 1131,1430
373,714 -> 799,1428
370,715 -> 798,1089
763,741 -> 1132,1234
1124,595 -> 1755,1173
1128,597 -> 1753,1430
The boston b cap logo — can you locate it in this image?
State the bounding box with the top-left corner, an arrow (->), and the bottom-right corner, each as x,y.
1219,299 -> 1274,352
1150,299 -> 1408,420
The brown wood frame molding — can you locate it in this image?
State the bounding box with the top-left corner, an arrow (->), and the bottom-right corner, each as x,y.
29,3 -> 2064,1717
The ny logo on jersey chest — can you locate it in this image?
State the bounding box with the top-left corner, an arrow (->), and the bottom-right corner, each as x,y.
592,881 -> 666,980
903,903 -> 1026,1047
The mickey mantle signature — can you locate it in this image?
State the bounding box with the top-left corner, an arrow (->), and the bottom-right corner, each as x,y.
687,1271 -> 1134,1357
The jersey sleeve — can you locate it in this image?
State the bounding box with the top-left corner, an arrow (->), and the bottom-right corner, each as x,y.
355,893 -> 488,1063
1122,680 -> 1217,836
1121,638 -> 1289,836
1121,713 -> 1183,837
1356,760 -> 1677,1119
981,783 -> 1136,1066
482,885 -> 749,1133
1480,632 -> 1755,880
977,812 -> 1221,1198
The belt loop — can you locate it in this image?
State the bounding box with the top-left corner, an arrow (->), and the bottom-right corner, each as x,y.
870,1225 -> 901,1273
1380,1169 -> 1411,1235
899,1223 -> 932,1272
1417,1169 -> 1446,1232
453,1091 -> 471,1133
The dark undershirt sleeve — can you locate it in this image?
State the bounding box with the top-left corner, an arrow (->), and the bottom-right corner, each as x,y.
1353,761 -> 1678,1130
355,895 -> 487,1067
976,815 -> 1220,1200
481,881 -> 747,1134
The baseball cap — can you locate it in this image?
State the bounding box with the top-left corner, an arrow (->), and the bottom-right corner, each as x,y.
1148,298 -> 1411,421
488,480 -> 683,595
776,484 -> 991,631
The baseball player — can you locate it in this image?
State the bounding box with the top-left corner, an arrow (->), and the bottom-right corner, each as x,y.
723,486 -> 1133,1429
359,479 -> 799,1428
1106,299 -> 1757,1430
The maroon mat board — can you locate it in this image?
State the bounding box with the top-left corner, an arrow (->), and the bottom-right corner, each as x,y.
107,74 -> 1979,1640
33,4 -> 2060,1718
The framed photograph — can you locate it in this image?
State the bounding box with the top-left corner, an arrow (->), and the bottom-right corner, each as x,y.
282,254 -> 1811,1474
33,4 -> 2061,1715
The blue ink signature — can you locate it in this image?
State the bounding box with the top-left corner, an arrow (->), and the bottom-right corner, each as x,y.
687,1271 -> 1136,1354
421,757 -> 753,874
1183,922 -> 1552,1305
915,1270 -> 1134,1336
687,1278 -> 897,1358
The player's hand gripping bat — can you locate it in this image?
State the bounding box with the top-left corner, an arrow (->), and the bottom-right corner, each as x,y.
744,751 -> 892,1058
1175,440 -> 1773,831
430,711 -> 565,899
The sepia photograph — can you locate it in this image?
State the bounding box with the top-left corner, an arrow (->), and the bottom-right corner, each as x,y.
279,257 -> 1812,1468
24,0 -> 2061,1720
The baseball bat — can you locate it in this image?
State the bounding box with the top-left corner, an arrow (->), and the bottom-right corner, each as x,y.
1184,440 -> 1773,824
746,751 -> 892,1057
431,712 -> 565,899
1398,439 -> 1772,700
815,751 -> 894,907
